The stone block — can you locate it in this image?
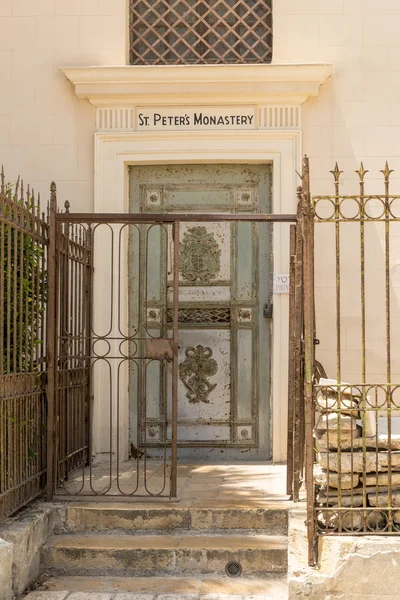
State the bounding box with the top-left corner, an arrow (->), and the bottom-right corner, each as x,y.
317,433 -> 400,452
317,509 -> 362,531
364,409 -> 377,438
316,430 -> 362,451
314,471 -> 359,489
368,492 -> 400,507
0,503 -> 66,596
316,393 -> 360,413
316,379 -> 361,414
0,538 -> 13,600
318,451 -> 400,473
318,379 -> 362,398
392,510 -> 400,523
365,511 -> 387,531
361,472 -> 400,486
315,414 -> 359,433
317,490 -> 364,507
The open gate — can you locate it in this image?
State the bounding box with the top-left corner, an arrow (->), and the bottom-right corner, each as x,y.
46,192 -> 297,500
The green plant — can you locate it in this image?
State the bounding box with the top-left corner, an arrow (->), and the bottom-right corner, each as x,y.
2,184 -> 48,374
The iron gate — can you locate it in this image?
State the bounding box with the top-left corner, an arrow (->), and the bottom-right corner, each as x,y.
46,204 -> 297,500
298,155 -> 400,566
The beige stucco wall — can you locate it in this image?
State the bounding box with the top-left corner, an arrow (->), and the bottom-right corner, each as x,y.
0,0 -> 127,211
273,1 -> 400,386
1,1 -> 400,437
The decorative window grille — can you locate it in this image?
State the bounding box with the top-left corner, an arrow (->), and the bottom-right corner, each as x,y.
129,0 -> 273,65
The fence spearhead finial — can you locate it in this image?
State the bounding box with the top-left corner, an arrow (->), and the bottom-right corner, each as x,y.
330,163 -> 343,184
381,161 -> 394,183
356,162 -> 368,182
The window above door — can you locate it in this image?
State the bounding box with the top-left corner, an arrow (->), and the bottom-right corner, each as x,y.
129,0 -> 273,65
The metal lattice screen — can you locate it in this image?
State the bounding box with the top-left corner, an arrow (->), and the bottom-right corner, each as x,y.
129,0 -> 273,65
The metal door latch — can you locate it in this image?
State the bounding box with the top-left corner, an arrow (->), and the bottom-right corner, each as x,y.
263,303 -> 273,319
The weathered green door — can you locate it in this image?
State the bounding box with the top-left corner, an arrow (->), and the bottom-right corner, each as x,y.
129,164 -> 272,460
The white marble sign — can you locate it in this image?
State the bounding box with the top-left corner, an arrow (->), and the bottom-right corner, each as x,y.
136,107 -> 255,131
273,274 -> 290,294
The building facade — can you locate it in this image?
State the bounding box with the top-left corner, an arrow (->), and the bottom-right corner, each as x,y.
1,0 -> 399,464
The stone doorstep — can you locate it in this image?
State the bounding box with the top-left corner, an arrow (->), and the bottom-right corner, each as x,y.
25,593 -> 283,600
65,504 -> 288,535
43,533 -> 288,577
26,575 -> 288,599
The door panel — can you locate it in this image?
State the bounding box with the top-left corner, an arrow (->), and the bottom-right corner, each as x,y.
129,164 -> 272,460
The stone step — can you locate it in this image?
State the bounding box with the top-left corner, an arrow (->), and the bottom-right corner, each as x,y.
65,502 -> 288,535
43,533 -> 287,578
33,575 -> 288,599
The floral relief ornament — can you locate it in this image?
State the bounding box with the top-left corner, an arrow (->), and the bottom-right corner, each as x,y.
179,226 -> 221,283
179,345 -> 218,404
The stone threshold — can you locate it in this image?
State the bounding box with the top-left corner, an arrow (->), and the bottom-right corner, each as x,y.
26,575 -> 288,599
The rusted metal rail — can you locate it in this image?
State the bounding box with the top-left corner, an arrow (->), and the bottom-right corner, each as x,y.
0,168 -> 48,519
306,157 -> 400,566
56,213 -> 297,223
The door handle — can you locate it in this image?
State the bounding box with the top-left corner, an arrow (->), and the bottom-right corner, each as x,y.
263,303 -> 273,319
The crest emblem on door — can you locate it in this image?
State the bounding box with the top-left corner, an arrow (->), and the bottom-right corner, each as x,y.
179,345 -> 218,404
180,226 -> 221,283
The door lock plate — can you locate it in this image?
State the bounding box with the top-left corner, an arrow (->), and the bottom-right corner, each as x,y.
263,303 -> 273,319
146,338 -> 174,360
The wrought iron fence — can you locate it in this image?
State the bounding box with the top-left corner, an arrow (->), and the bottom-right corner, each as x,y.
129,0 -> 273,65
0,168 -> 48,519
0,173 -> 93,520
303,156 -> 400,565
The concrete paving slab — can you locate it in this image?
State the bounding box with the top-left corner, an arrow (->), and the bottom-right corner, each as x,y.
68,594 -> 114,600
24,593 -> 69,600
114,595 -> 155,600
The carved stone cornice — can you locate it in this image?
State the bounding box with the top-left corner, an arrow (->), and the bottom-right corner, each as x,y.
61,63 -> 332,107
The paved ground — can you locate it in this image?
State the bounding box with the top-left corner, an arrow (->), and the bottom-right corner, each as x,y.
56,462 -> 289,506
25,583 -> 288,600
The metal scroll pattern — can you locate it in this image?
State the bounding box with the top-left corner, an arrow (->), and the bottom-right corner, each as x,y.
180,226 -> 221,283
179,345 -> 218,404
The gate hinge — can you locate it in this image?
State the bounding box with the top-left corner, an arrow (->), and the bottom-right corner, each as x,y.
314,338 -> 320,345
